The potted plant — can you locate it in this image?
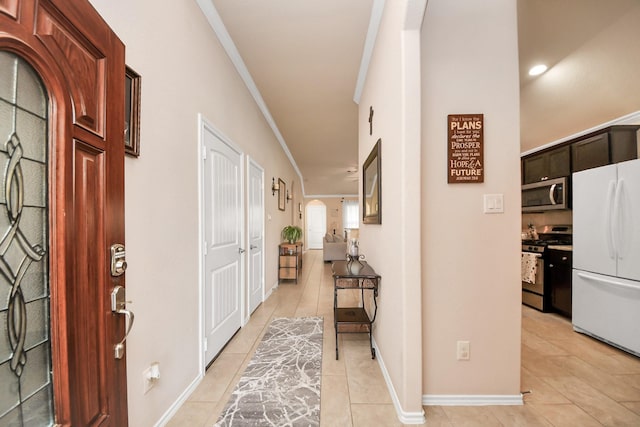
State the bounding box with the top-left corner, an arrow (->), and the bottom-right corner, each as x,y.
281,225 -> 302,243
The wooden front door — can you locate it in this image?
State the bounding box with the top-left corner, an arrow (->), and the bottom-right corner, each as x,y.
0,0 -> 128,425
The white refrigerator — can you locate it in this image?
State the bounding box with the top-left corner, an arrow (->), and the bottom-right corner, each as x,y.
572,158 -> 640,356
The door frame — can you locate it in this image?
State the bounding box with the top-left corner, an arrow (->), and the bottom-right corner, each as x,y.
246,156 -> 265,319
197,114 -> 246,372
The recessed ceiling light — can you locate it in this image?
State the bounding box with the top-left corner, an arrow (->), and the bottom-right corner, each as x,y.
528,64 -> 548,76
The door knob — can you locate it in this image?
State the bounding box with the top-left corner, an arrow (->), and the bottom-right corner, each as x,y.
114,259 -> 127,273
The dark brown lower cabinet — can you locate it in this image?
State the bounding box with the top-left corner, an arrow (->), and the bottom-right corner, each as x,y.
547,249 -> 572,318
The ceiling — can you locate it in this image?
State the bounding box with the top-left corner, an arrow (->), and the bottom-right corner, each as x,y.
211,0 -> 373,196
203,0 -> 636,196
517,0 -> 637,88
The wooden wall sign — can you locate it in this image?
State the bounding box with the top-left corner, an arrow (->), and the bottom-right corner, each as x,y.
447,114 -> 484,183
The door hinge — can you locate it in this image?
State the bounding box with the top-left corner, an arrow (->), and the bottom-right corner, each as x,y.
203,240 -> 208,255
202,147 -> 207,160
203,338 -> 208,352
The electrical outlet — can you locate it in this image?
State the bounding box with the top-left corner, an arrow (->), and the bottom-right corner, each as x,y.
143,362 -> 160,394
457,341 -> 470,361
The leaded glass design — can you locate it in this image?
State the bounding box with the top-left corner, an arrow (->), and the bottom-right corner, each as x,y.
0,50 -> 52,426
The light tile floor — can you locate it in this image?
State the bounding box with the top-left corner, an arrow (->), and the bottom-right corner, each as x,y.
167,250 -> 640,426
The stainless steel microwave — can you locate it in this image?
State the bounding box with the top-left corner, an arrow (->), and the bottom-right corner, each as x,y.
522,177 -> 569,212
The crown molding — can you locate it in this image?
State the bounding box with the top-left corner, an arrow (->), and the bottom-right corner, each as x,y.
353,0 -> 386,104
304,194 -> 358,199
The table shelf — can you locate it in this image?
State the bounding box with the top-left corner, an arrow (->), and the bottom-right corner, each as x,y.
332,260 -> 380,360
279,242 -> 302,282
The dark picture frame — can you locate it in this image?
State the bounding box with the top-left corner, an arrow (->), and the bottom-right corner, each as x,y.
278,178 -> 286,211
362,139 -> 381,224
125,65 -> 141,157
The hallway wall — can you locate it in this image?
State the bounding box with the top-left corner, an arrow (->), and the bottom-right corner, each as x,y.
357,0 -> 424,420
421,0 -> 522,399
88,1 -> 299,425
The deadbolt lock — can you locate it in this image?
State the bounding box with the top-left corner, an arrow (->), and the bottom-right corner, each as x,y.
110,244 -> 127,276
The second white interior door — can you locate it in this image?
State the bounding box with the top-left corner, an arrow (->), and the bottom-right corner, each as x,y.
306,204 -> 326,249
247,158 -> 264,315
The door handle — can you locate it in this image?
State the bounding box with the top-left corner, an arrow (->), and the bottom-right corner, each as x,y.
250,245 -> 258,250
238,248 -> 246,254
548,184 -> 557,205
111,286 -> 135,359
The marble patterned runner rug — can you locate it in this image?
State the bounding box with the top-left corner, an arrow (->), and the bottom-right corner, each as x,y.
215,317 -> 323,427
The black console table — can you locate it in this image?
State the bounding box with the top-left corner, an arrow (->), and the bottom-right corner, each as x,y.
332,260 -> 380,360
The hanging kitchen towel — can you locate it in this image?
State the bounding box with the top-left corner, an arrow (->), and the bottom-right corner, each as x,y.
521,252 -> 540,284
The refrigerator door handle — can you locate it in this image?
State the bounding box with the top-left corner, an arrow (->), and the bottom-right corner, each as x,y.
605,180 -> 616,260
614,178 -> 626,260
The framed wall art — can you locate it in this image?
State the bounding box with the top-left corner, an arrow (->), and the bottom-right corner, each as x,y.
363,139 -> 381,224
278,178 -> 286,211
125,65 -> 141,157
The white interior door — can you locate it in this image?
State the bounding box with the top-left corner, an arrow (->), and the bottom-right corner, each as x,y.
247,158 -> 264,315
202,121 -> 244,365
306,205 -> 326,249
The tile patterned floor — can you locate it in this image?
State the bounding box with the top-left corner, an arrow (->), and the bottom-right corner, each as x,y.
167,250 -> 640,426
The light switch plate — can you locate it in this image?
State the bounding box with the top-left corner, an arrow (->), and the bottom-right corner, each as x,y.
483,194 -> 504,214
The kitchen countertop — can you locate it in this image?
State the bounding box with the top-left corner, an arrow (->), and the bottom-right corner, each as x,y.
547,245 -> 572,251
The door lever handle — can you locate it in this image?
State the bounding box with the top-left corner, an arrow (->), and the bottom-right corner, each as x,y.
114,308 -> 134,359
111,286 -> 135,359
238,248 -> 246,254
250,245 -> 258,250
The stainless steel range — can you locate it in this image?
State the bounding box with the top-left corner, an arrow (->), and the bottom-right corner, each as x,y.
521,225 -> 572,312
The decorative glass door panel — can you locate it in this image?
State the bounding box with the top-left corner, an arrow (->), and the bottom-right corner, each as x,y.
0,50 -> 52,426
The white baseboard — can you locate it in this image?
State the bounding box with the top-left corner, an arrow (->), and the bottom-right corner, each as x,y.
265,280 -> 279,300
372,338 -> 426,425
154,373 -> 204,427
422,394 -> 523,406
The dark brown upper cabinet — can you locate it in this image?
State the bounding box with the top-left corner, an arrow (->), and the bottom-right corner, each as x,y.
522,125 -> 639,184
522,145 -> 570,184
571,126 -> 639,173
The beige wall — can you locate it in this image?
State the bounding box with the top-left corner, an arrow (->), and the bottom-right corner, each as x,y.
357,0 -> 424,417
421,0 -> 522,399
520,3 -> 640,152
88,1 -> 299,425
